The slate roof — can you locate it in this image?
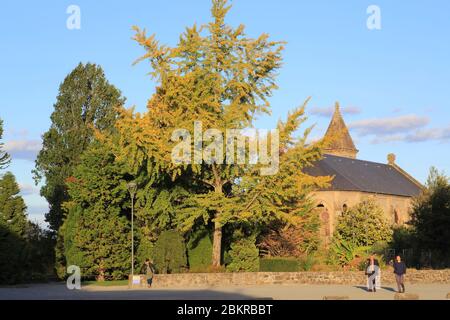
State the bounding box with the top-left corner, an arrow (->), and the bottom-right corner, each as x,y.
304,154 -> 423,197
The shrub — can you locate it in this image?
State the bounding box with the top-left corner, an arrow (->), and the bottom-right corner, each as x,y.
136,235 -> 154,271
226,237 -> 259,272
259,257 -> 299,272
187,228 -> 212,271
370,241 -> 389,255
258,219 -> 320,258
334,199 -> 393,246
328,237 -> 371,268
298,255 -> 316,271
390,226 -> 415,251
189,265 -> 226,273
153,230 -> 187,274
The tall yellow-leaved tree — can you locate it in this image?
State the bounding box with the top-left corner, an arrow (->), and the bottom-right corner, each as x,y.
110,0 -> 331,267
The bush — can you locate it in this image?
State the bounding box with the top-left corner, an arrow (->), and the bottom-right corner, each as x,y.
226,237 -> 259,272
298,255 -> 316,271
187,228 -> 212,271
390,226 -> 415,251
259,255 -> 317,272
334,199 -> 393,246
328,236 -> 371,268
153,230 -> 187,274
259,257 -> 299,272
189,265 -> 226,273
370,241 -> 389,255
136,235 -> 154,271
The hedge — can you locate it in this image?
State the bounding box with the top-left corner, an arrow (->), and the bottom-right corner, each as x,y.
259,257 -> 300,272
187,231 -> 212,271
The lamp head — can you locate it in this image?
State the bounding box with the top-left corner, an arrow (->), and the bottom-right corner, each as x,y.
127,181 -> 137,196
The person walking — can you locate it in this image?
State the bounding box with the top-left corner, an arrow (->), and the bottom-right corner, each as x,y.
143,259 -> 155,288
393,255 -> 406,293
365,254 -> 380,292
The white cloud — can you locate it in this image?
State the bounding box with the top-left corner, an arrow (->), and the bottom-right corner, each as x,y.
369,125 -> 450,144
370,134 -> 405,144
19,183 -> 40,196
349,114 -> 429,136
404,127 -> 450,142
5,128 -> 29,138
310,106 -> 361,117
26,204 -> 49,229
4,139 -> 42,161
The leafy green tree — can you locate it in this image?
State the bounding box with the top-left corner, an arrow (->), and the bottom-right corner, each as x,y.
62,142 -> 131,280
226,236 -> 259,272
334,199 -> 392,247
152,230 -> 187,274
0,172 -> 47,283
112,0 -> 330,267
33,63 -> 125,232
410,167 -> 450,261
0,221 -> 25,284
0,172 -> 28,237
57,205 -> 85,277
1,221 -> 54,285
22,222 -> 55,281
73,205 -> 130,280
0,118 -> 11,169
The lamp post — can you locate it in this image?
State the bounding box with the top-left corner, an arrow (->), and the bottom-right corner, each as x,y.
127,181 -> 137,276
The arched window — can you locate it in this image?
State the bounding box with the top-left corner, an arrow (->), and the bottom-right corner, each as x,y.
394,209 -> 400,224
342,204 -> 348,213
317,204 -> 330,239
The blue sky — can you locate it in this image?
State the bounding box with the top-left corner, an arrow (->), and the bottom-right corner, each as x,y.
1,0 -> 449,227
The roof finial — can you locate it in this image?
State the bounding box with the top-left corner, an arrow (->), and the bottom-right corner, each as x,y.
335,102 -> 340,113
388,153 -> 396,165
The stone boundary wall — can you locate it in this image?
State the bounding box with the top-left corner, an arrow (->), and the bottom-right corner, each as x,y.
152,270 -> 450,288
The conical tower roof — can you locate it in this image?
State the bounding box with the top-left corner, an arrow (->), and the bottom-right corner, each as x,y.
323,102 -> 358,159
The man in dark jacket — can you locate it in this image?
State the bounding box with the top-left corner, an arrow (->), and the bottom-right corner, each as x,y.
393,255 -> 407,293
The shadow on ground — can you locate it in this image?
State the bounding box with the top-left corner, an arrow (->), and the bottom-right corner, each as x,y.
78,289 -> 261,300
0,283 -> 263,300
353,285 -> 397,293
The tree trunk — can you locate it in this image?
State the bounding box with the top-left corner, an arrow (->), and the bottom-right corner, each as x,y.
212,172 -> 223,268
97,259 -> 105,281
212,219 -> 222,267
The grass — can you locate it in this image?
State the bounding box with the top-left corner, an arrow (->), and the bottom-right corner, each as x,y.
82,280 -> 128,287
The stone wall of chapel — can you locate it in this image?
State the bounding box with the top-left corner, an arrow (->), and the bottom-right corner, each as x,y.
312,190 -> 414,237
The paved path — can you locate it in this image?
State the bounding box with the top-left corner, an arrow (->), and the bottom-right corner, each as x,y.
1,283 -> 449,300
